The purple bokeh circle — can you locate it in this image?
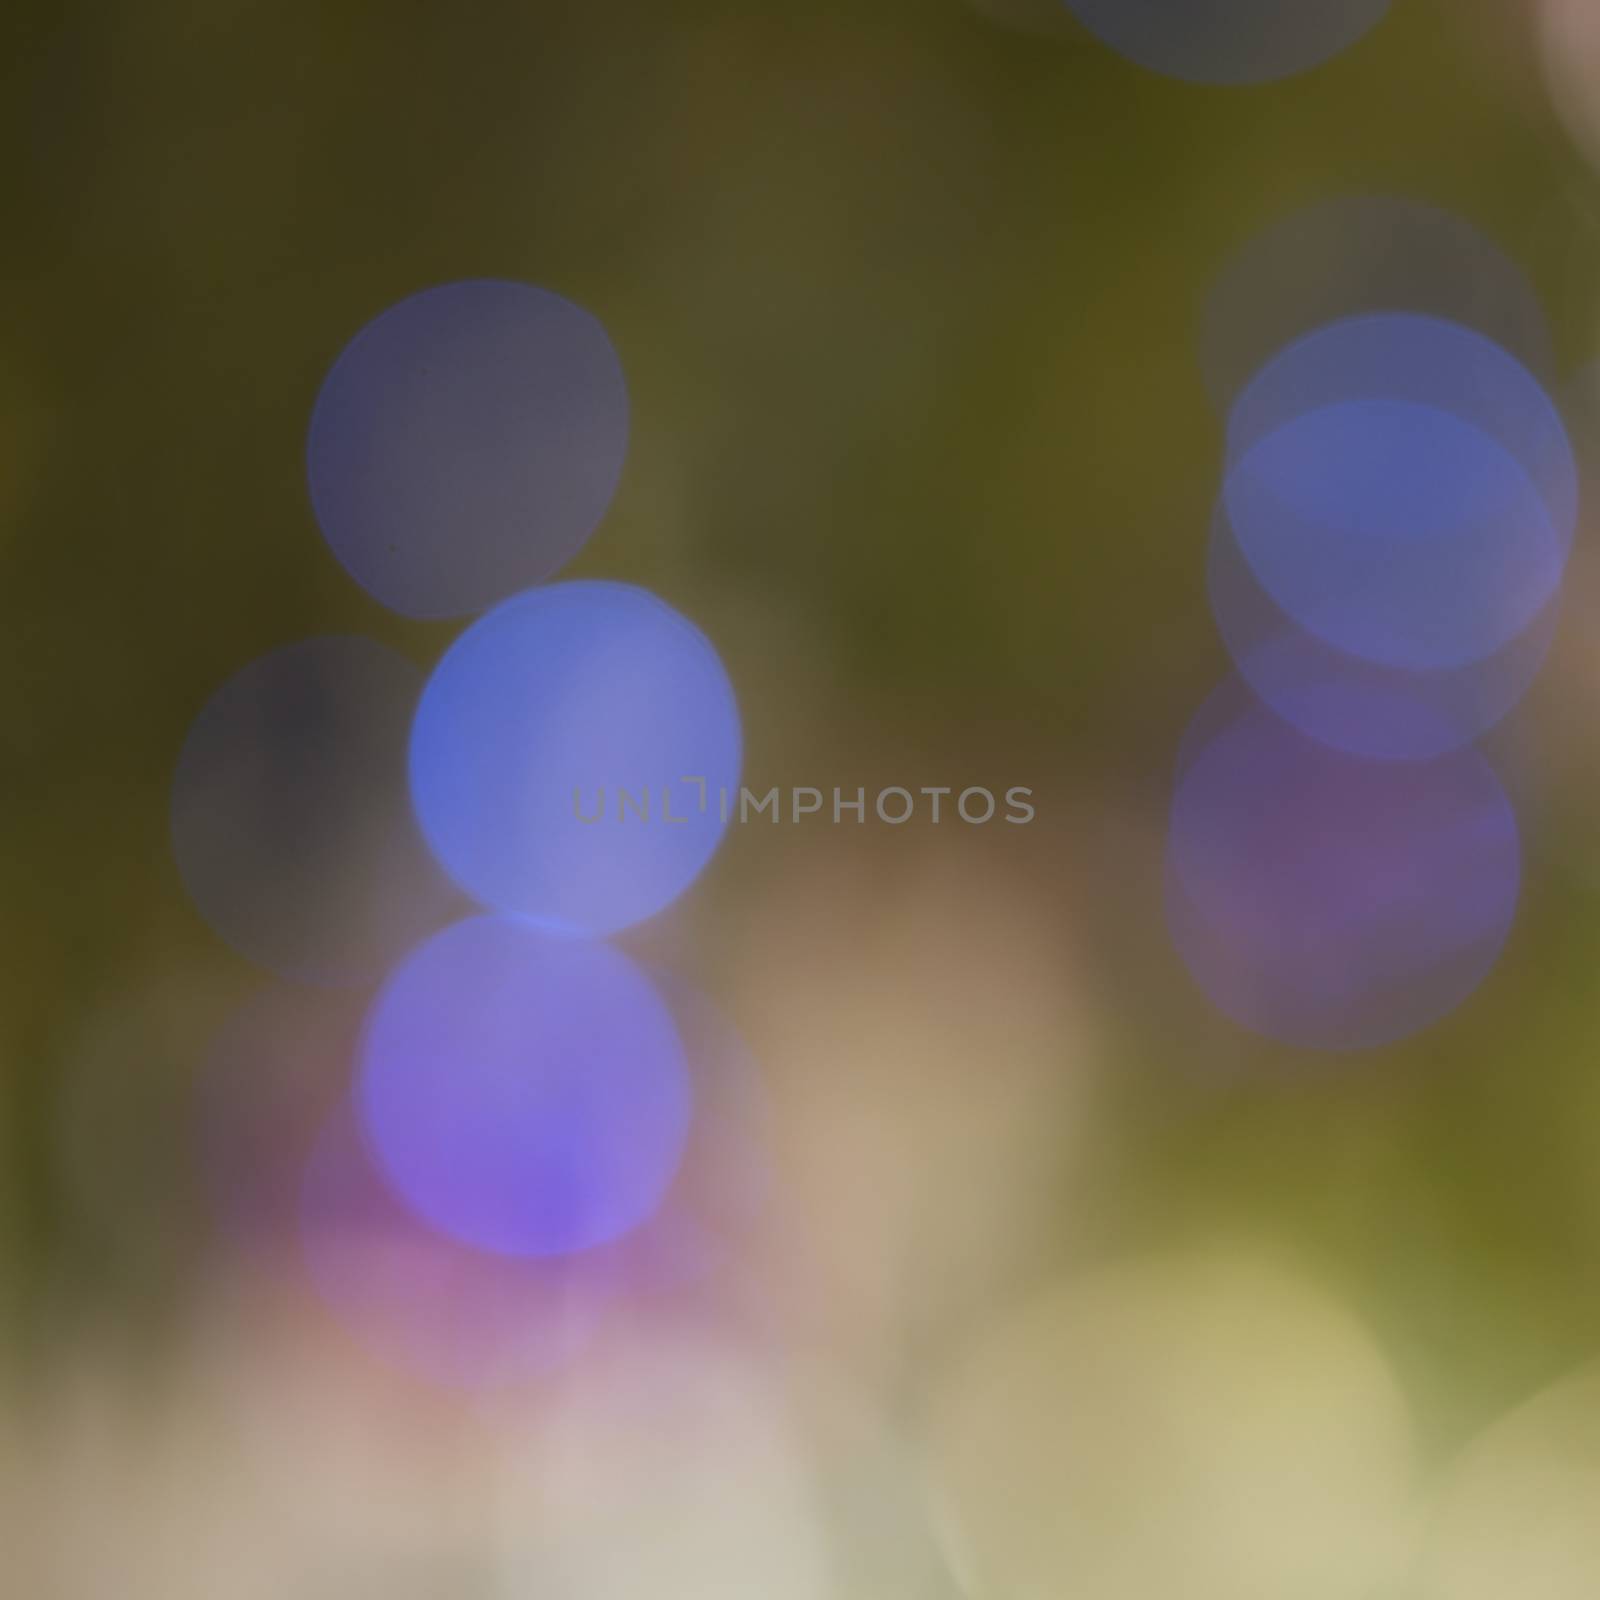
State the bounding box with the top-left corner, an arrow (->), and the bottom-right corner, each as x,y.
356,916 -> 692,1259
1167,694 -> 1521,1051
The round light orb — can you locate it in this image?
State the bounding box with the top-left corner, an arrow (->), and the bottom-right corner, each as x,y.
197,980 -> 716,1389
357,916 -> 692,1258
1419,1361 -> 1600,1600
1208,501 -> 1561,760
1167,694 -> 1521,1051
924,1251 -> 1415,1600
1227,314 -> 1577,552
1225,399 -> 1563,672
409,581 -> 742,937
306,279 -> 628,619
1059,0 -> 1389,85
1200,198 -> 1553,410
171,636 -> 462,985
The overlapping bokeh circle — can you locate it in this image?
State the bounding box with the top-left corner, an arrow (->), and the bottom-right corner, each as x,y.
1222,313 -> 1574,679
170,635 -> 462,985
1171,213 -> 1572,1050
356,916 -> 693,1260
178,281 -> 753,1364
1058,0 -> 1390,85
1167,692 -> 1522,1051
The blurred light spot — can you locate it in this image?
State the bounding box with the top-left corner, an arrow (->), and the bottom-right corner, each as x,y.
357,916 -> 692,1258
1221,314 -> 1575,679
492,1330 -> 833,1600
306,279 -> 628,619
1208,499 -> 1561,759
1167,694 -> 1520,1050
34,1285 -> 498,1597
1226,399 -> 1563,672
1539,0 -> 1600,181
300,1104 -> 618,1390
721,838 -> 1094,1366
1200,198 -> 1553,410
1227,314 -> 1577,553
1419,1361 -> 1600,1600
409,581 -> 741,936
197,978 -> 747,1389
924,1251 -> 1416,1600
1058,0 -> 1388,85
171,636 -> 462,985
807,1399 -> 961,1600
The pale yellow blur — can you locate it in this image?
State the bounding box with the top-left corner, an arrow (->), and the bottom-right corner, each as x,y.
923,1247 -> 1417,1600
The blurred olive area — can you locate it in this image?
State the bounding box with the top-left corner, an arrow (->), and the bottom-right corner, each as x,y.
8,0 -> 1600,1594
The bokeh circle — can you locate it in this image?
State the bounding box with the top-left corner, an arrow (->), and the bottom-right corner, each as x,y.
1167,694 -> 1521,1050
307,279 -> 629,619
1059,0 -> 1389,85
1225,398 -> 1564,672
171,636 -> 461,985
357,916 -> 692,1258
1208,500 -> 1561,761
409,581 -> 742,937
1226,314 -> 1577,551
1200,198 -> 1554,410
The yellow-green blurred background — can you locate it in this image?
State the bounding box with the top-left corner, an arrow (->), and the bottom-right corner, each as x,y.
11,0 -> 1600,1594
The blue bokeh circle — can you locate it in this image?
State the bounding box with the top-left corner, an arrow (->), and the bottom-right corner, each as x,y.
1224,398 -> 1565,672
1208,498 -> 1561,760
1060,0 -> 1389,85
409,581 -> 742,937
1167,693 -> 1521,1051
